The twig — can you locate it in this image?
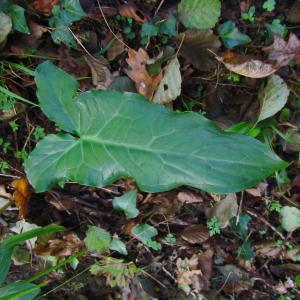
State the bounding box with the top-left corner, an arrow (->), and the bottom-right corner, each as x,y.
154,0 -> 165,16
246,209 -> 285,240
96,0 -> 129,49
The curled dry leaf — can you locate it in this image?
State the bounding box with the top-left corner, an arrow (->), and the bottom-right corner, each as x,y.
263,33 -> 300,68
85,55 -> 113,89
34,232 -> 83,258
11,177 -> 31,218
31,0 -> 60,14
125,48 -> 162,99
152,57 -> 182,104
217,52 -> 277,78
118,3 -> 150,23
181,224 -> 209,244
175,29 -> 221,71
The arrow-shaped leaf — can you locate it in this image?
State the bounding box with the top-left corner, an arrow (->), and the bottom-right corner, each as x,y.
25,61 -> 287,194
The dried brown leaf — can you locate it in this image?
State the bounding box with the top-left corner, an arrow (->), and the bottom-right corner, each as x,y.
181,224 -> 209,244
85,55 -> 113,88
125,48 -> 162,99
217,52 -> 277,78
254,241 -> 281,258
177,190 -> 203,204
31,0 -> 60,14
118,3 -> 150,23
34,232 -> 83,258
263,33 -> 300,68
107,35 -> 125,61
287,0 -> 300,24
11,177 -> 31,218
176,250 -> 213,292
175,29 -> 221,71
206,193 -> 238,228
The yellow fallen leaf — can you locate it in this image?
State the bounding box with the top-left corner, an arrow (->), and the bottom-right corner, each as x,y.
11,177 -> 31,218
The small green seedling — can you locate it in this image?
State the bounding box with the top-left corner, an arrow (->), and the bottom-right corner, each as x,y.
165,233 -> 176,244
263,0 -> 276,12
267,200 -> 282,213
0,160 -> 9,173
33,126 -> 45,141
9,120 -> 19,133
241,6 -> 255,23
207,217 -> 221,236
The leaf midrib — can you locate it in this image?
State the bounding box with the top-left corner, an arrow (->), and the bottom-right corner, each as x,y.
80,136 -> 270,168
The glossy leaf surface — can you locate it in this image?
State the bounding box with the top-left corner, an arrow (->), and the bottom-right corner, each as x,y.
25,61 -> 287,194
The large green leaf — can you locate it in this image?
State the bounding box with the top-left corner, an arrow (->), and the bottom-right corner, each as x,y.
25,61 -> 287,194
178,0 -> 221,29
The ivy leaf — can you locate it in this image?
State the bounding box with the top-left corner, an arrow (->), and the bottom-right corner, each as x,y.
218,21 -> 251,49
84,226 -> 111,254
112,189 -> 139,219
10,4 -> 30,34
280,206 -> 300,232
178,0 -> 221,29
230,213 -> 251,240
110,238 -> 128,255
131,223 -> 158,244
25,61 -> 287,194
265,19 -> 288,43
49,0 -> 85,47
257,75 -> 290,123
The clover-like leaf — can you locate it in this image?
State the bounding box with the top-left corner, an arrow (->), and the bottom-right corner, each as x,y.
25,61 -> 287,194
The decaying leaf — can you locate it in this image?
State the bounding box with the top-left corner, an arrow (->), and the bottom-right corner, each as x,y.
217,52 -> 277,78
152,57 -> 181,104
177,190 -> 203,204
217,264 -> 252,292
144,191 -> 182,218
31,0 -> 60,14
125,48 -> 162,99
34,232 -> 83,258
254,241 -> 281,258
85,55 -> 112,88
176,249 -> 213,292
206,193 -> 238,228
257,74 -> 290,123
181,224 -> 209,244
118,3 -> 150,23
11,177 -> 31,218
175,29 -> 221,71
263,33 -> 300,68
287,0 -> 300,23
10,20 -> 48,54
107,35 -> 125,61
